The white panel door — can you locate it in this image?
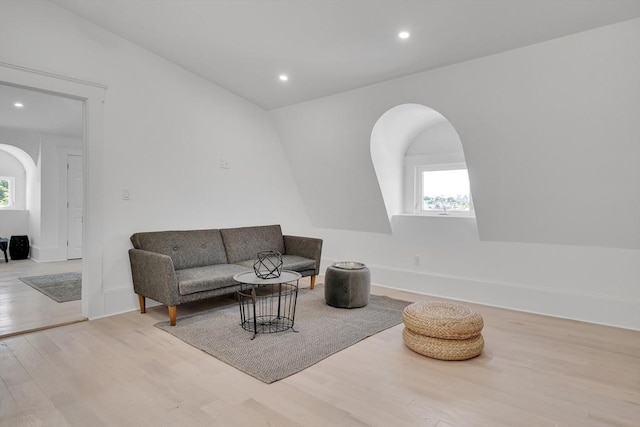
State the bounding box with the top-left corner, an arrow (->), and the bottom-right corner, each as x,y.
67,154 -> 83,259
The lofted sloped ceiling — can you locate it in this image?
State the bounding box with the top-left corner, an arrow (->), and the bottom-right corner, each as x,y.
52,0 -> 640,110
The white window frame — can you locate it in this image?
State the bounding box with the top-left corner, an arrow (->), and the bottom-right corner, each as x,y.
0,176 -> 15,209
414,163 -> 474,217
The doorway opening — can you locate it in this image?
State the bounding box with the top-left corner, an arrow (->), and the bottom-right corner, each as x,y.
0,82 -> 85,336
1,60 -> 107,326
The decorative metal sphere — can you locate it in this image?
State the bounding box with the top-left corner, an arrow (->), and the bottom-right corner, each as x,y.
253,250 -> 283,279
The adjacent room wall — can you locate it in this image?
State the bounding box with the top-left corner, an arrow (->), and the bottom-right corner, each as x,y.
0,128 -> 82,261
271,19 -> 640,329
0,0 -> 311,317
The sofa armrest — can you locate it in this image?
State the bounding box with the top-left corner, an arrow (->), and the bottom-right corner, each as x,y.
129,248 -> 180,306
283,235 -> 323,275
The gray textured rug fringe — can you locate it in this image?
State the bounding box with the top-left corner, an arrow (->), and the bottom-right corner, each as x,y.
155,284 -> 411,384
19,272 -> 82,303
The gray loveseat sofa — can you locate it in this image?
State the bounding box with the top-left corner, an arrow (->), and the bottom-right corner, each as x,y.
129,224 -> 322,325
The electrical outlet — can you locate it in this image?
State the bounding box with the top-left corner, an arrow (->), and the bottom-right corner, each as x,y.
414,255 -> 421,266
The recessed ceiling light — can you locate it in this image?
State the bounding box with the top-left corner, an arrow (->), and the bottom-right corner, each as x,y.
13,102 -> 24,108
279,74 -> 289,82
398,31 -> 410,40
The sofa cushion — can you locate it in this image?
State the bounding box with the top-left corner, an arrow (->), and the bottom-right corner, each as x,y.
221,225 -> 285,263
236,255 -> 316,274
176,264 -> 251,295
130,229 -> 228,270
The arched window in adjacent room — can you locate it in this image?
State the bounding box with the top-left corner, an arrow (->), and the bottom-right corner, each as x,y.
0,145 -> 32,210
0,176 -> 15,208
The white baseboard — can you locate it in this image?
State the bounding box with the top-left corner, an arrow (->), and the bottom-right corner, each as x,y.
321,258 -> 640,331
98,283 -> 162,320
30,245 -> 66,262
101,284 -> 139,318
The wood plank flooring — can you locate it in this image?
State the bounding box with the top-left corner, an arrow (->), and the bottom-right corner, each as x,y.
1,278 -> 639,426
0,259 -> 85,337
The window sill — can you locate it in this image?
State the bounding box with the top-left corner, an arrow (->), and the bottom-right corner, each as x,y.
396,212 -> 476,219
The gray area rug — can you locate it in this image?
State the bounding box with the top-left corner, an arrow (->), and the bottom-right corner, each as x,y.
156,284 -> 411,384
19,272 -> 81,303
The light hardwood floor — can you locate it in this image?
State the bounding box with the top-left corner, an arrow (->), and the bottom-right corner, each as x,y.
1,278 -> 639,427
0,259 -> 85,337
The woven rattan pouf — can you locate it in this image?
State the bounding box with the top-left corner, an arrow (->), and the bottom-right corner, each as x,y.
402,301 -> 484,361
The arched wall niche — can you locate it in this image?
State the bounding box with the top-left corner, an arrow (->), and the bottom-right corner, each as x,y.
0,144 -> 36,174
370,103 -> 467,224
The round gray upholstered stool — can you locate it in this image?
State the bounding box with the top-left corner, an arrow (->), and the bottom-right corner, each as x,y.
324,262 -> 371,308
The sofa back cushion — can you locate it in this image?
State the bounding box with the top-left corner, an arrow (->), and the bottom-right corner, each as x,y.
130,229 -> 228,270
220,225 -> 285,263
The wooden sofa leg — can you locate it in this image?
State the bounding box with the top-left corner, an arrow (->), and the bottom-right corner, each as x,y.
310,275 -> 316,290
168,306 -> 177,326
138,295 -> 146,314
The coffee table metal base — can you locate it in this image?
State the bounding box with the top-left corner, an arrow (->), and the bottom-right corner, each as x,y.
234,272 -> 301,340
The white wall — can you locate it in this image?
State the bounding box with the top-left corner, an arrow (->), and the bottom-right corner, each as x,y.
273,19 -> 640,249
0,1 -> 311,317
271,20 -> 640,329
0,210 -> 28,240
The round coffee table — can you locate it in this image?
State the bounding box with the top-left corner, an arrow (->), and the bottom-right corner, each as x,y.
233,270 -> 301,339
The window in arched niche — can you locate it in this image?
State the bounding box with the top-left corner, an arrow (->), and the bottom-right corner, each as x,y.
0,176 -> 15,207
371,104 -> 474,223
0,144 -> 35,211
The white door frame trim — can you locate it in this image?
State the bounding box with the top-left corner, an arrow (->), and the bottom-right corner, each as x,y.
0,61 -> 107,320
